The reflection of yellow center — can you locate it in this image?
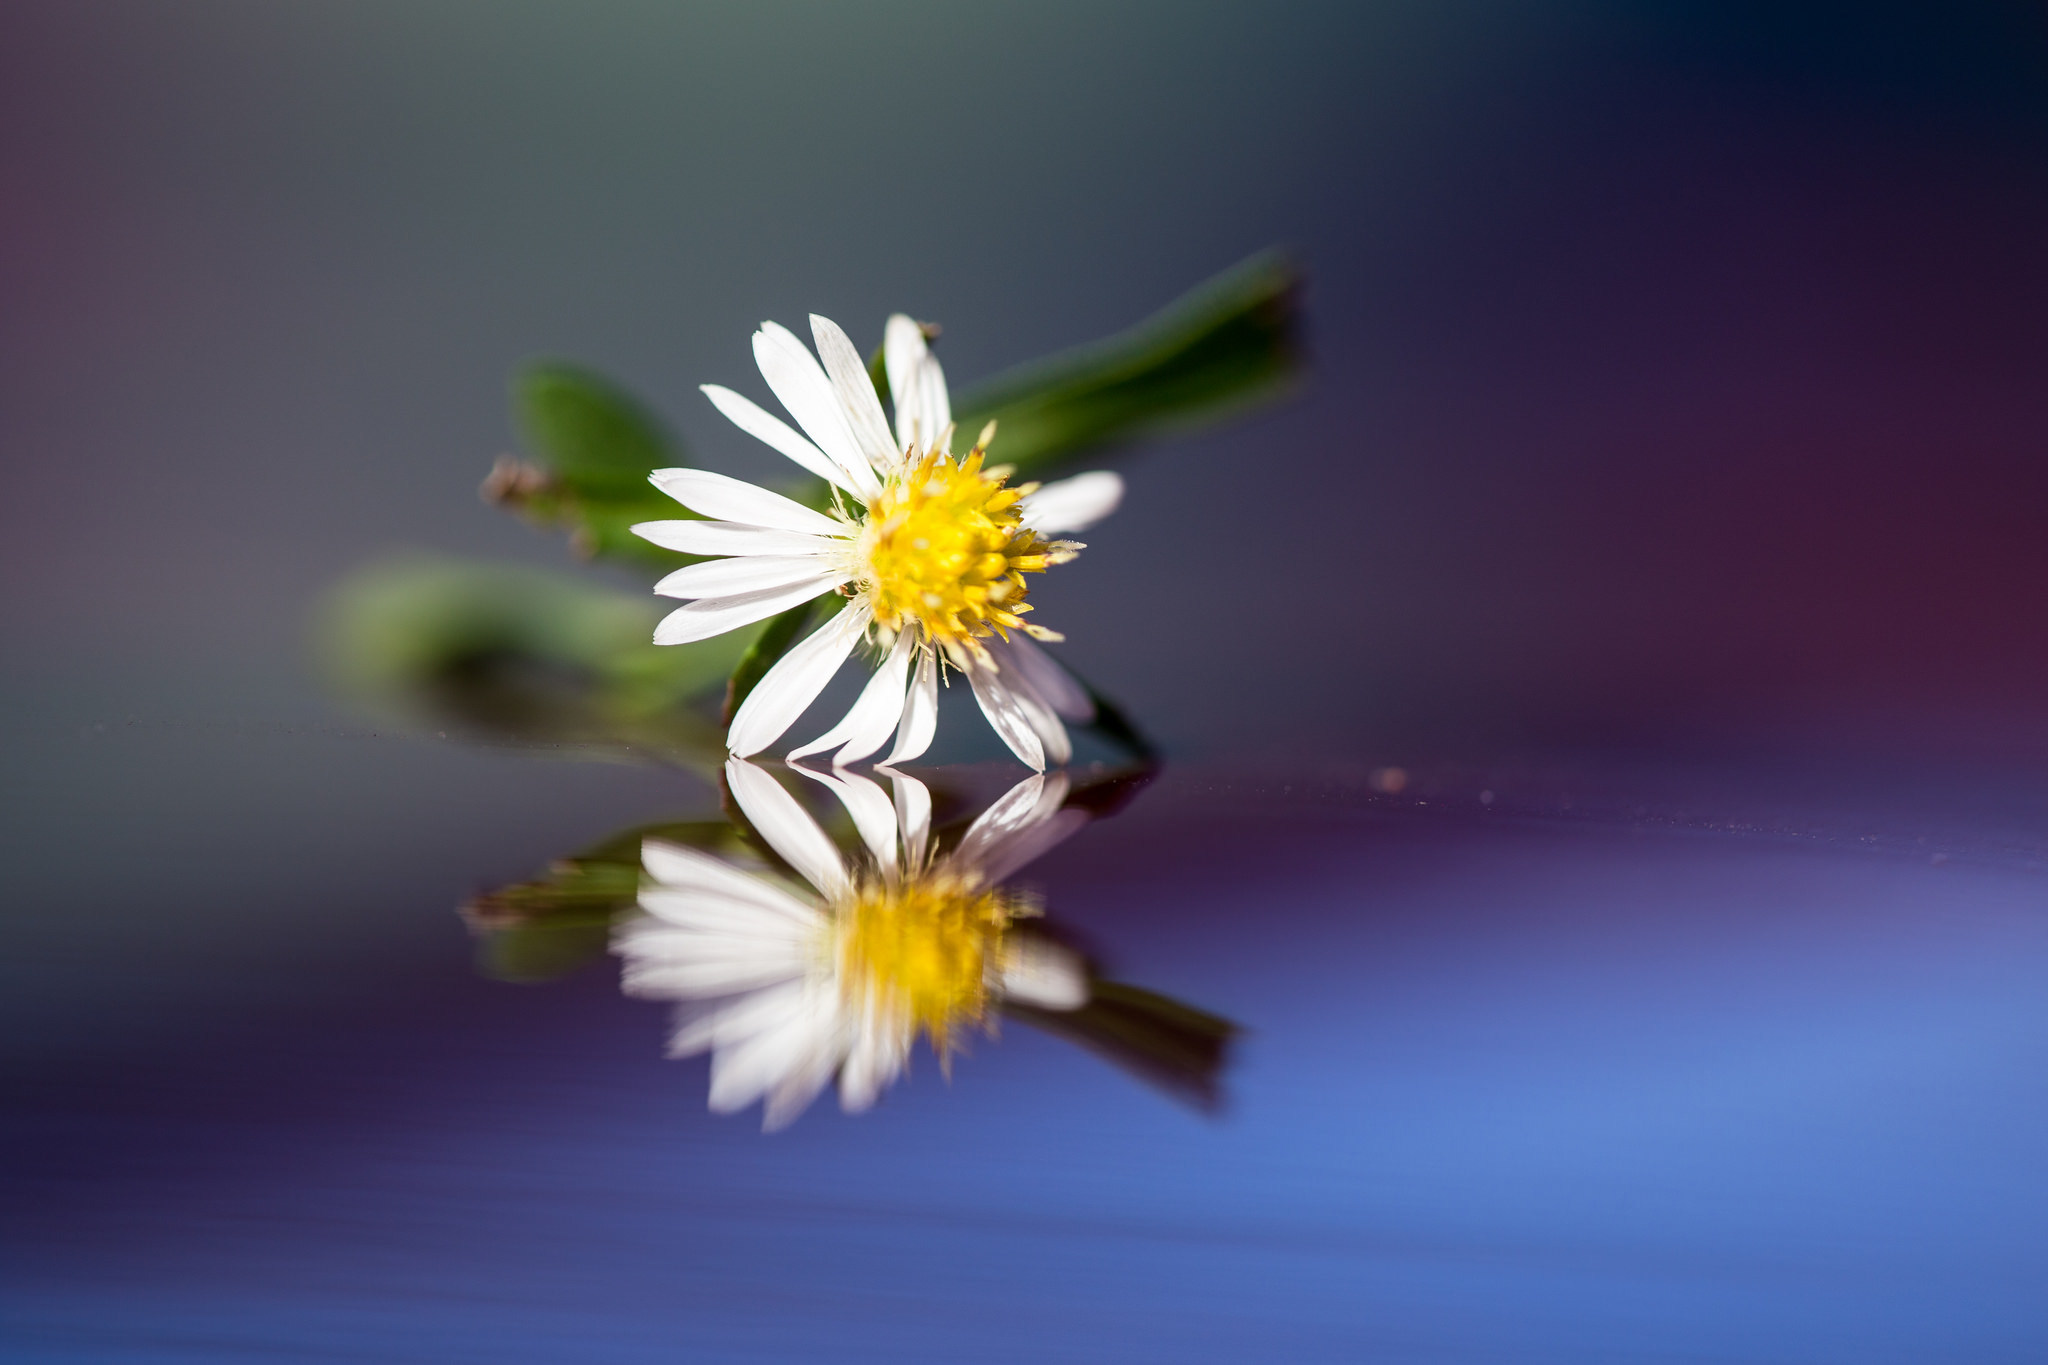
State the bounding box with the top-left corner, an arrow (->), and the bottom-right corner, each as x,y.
836,874 -> 1020,1049
856,449 -> 1062,648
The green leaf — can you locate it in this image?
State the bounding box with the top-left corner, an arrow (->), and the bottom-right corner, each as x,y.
866,343 -> 890,405
1007,977 -> 1239,1113
462,818 -> 748,981
719,257 -> 1296,742
476,257 -> 1302,726
1042,662 -> 1160,765
951,251 -> 1301,482
317,555 -> 743,768
516,364 -> 671,495
1079,685 -> 1158,763
489,364 -> 691,566
478,921 -> 616,983
489,254 -> 1300,577
453,759 -> 1235,1116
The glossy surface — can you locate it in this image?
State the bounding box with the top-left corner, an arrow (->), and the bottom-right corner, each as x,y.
8,724 -> 2047,1361
8,5 -> 2048,1359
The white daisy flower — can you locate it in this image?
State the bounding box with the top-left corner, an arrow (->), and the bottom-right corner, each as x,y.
630,314 -> 1124,770
612,758 -> 1091,1130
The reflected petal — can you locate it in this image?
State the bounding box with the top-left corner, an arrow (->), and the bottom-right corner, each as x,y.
791,764 -> 900,882
998,937 -> 1088,1011
725,758 -> 851,901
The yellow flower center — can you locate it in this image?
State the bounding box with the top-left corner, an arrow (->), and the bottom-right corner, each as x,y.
855,447 -> 1068,649
834,874 -> 1024,1050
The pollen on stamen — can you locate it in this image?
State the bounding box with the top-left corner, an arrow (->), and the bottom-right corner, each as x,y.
834,875 -> 1028,1053
854,441 -> 1074,650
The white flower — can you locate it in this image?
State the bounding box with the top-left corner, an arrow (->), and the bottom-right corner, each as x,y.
612,758 -> 1091,1130
631,314 -> 1124,770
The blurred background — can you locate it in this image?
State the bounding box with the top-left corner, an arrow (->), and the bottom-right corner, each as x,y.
7,3 -> 2048,1360
6,0 -> 2047,757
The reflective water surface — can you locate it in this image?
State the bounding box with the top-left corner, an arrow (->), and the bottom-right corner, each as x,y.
490,757 -> 1231,1127
8,719 -> 2048,1362
10,4 -> 2048,1359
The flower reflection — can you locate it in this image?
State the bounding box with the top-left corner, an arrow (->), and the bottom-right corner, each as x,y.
616,760 -> 1094,1129
463,759 -> 1236,1128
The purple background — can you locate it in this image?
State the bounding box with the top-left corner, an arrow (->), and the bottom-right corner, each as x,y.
3,2 -> 2046,757
6,4 -> 2048,1360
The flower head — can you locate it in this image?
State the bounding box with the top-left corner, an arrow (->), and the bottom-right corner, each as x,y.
613,758 -> 1089,1129
631,315 -> 1123,770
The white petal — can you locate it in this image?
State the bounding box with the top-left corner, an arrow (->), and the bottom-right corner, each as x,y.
632,898 -> 817,945
986,634 -> 1093,722
1020,470 -> 1123,534
654,555 -> 843,601
753,323 -> 881,501
663,979 -> 810,1057
635,868 -> 819,928
791,766 -> 899,880
726,604 -> 870,757
994,659 -> 1073,767
652,573 -> 847,645
953,771 -> 1061,872
619,924 -> 812,972
809,314 -> 899,470
974,807 -> 1088,887
637,890 -> 812,939
838,1027 -> 886,1113
883,314 -> 929,452
784,630 -> 914,764
708,985 -> 843,1118
649,468 -> 848,536
762,1011 -> 849,1130
838,1003 -> 909,1113
761,986 -> 858,1130
951,767 -> 1081,886
879,648 -> 938,766
966,661 -> 1045,770
998,938 -> 1088,1011
724,758 -> 851,901
879,767 -> 933,870
619,943 -> 809,998
640,840 -> 822,921
701,384 -> 862,496
911,355 -> 951,452
632,519 -> 843,558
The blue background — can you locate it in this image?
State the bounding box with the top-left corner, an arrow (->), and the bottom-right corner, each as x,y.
6,4 -> 2048,1359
